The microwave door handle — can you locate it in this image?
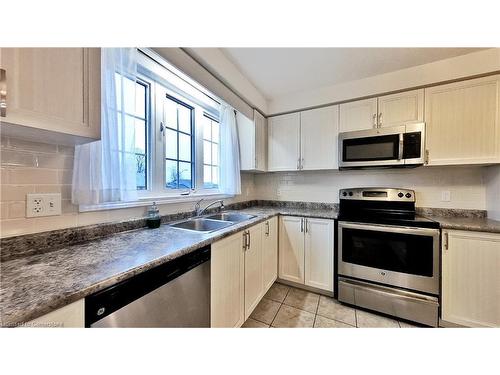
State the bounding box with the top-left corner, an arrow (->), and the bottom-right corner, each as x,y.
398,133 -> 404,160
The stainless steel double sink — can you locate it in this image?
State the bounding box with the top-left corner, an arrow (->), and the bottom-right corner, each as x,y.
169,212 -> 256,233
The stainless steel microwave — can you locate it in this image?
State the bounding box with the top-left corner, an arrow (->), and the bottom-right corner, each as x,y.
338,123 -> 425,169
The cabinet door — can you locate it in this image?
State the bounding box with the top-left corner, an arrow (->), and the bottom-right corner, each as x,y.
236,111 -> 255,171
262,217 -> 278,292
442,230 -> 500,327
300,105 -> 339,170
339,98 -> 377,132
304,218 -> 334,292
425,76 -> 500,165
254,110 -> 268,171
279,216 -> 305,284
377,89 -> 424,128
211,231 -> 245,328
268,113 -> 300,171
244,224 -> 264,319
0,48 -> 101,141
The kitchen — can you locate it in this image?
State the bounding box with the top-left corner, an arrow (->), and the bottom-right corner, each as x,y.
1,3 -> 499,373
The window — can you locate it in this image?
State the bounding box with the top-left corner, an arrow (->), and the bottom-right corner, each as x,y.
115,73 -> 149,190
202,115 -> 220,189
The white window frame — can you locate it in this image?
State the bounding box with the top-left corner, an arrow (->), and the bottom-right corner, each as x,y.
79,49 -> 233,212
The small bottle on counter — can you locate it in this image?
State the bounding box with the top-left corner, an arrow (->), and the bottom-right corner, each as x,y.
146,202 -> 161,229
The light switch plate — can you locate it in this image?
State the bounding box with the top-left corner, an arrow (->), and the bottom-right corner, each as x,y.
26,193 -> 62,217
441,190 -> 451,202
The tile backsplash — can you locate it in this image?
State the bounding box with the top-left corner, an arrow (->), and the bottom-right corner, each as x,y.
0,136 -> 256,238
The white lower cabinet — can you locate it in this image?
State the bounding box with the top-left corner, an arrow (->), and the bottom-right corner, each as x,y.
25,299 -> 85,328
304,218 -> 335,291
279,216 -> 335,292
262,217 -> 278,292
441,230 -> 500,327
244,223 -> 264,319
211,231 -> 246,328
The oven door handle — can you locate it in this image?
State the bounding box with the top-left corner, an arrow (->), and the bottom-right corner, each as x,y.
338,221 -> 439,237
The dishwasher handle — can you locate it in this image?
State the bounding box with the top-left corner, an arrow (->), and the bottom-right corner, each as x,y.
85,246 -> 210,327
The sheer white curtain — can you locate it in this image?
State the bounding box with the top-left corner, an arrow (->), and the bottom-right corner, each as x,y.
72,48 -> 138,205
218,103 -> 241,195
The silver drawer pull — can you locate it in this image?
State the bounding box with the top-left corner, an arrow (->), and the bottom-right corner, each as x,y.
0,69 -> 6,117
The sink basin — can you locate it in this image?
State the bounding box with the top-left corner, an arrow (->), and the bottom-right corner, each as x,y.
206,212 -> 256,223
170,218 -> 233,233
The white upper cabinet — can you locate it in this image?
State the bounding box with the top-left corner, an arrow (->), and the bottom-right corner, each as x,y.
441,230 -> 500,327
237,109 -> 267,172
339,98 -> 377,132
0,48 -> 101,144
377,89 -> 424,128
424,75 -> 500,166
300,105 -> 339,170
268,112 -> 301,171
339,90 -> 423,132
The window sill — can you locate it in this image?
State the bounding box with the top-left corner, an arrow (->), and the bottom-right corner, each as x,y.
78,192 -> 235,213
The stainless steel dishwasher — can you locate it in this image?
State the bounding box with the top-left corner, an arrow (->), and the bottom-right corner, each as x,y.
85,246 -> 210,328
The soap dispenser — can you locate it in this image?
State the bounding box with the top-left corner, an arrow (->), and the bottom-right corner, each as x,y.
146,202 -> 161,229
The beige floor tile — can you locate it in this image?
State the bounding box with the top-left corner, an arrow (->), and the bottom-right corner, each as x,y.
317,296 -> 356,326
356,310 -> 400,328
249,298 -> 281,324
242,318 -> 270,328
283,287 -> 320,313
271,305 -> 315,328
314,315 -> 355,328
398,321 -> 421,328
264,283 -> 290,303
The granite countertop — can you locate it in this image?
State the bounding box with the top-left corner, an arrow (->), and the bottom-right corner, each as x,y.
0,206 -> 338,327
425,215 -> 500,234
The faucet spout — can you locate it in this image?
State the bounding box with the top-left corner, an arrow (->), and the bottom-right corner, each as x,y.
196,199 -> 225,217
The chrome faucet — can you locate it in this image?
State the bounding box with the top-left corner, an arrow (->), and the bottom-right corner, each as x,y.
195,199 -> 225,217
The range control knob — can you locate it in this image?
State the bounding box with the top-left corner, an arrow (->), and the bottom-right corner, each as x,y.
405,193 -> 412,198
342,192 -> 347,197
348,191 -> 353,196
397,192 -> 404,198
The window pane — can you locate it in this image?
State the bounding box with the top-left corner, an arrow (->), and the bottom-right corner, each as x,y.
179,133 -> 191,162
165,99 -> 178,129
178,105 -> 191,134
135,83 -> 146,117
165,160 -> 178,189
203,165 -> 212,185
123,76 -> 136,115
212,121 -> 219,142
212,166 -> 219,185
136,154 -> 146,190
203,140 -> 212,165
212,143 -> 219,166
203,117 -> 211,140
165,128 -> 178,160
178,162 -> 192,189
115,73 -> 122,111
134,119 -> 146,154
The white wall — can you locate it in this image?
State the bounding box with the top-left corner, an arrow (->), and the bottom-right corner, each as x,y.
268,48 -> 500,115
484,166 -> 500,220
255,167 -> 486,210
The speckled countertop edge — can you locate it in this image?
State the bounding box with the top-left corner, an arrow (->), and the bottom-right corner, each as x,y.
0,206 -> 337,326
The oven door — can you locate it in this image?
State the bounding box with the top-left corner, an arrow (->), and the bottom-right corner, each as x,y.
338,126 -> 405,168
338,221 -> 439,295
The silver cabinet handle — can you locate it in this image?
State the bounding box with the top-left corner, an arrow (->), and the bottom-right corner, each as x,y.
247,230 -> 250,249
265,221 -> 269,236
297,158 -> 301,170
372,113 -> 377,128
378,113 -> 382,127
443,232 -> 449,251
301,158 -> 304,170
305,218 -> 309,233
300,218 -> 304,232
0,69 -> 6,117
243,231 -> 248,250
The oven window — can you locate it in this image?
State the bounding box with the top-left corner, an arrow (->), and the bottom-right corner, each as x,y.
343,134 -> 399,162
342,228 -> 434,277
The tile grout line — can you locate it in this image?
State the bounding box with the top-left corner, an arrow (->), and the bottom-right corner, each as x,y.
270,285 -> 291,328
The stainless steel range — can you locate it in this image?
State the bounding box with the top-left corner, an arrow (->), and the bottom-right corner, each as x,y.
337,187 -> 440,327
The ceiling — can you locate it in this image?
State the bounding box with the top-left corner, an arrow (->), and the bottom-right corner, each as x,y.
220,48 -> 486,99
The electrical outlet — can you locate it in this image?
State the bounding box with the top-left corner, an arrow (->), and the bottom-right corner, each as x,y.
441,190 -> 451,202
26,193 -> 62,217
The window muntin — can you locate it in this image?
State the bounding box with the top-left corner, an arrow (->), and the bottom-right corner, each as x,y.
163,95 -> 194,190
115,73 -> 149,190
202,115 -> 220,189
